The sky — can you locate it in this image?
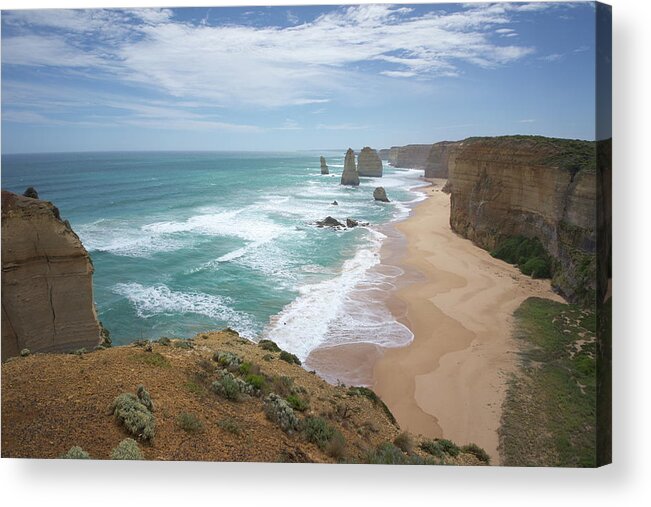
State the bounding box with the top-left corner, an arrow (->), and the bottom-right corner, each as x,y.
1,2 -> 602,153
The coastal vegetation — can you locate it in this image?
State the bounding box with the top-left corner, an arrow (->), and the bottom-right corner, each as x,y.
499,297 -> 597,467
491,236 -> 552,279
1,329 -> 487,465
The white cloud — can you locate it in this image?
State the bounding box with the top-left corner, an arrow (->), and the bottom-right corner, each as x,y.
2,4 -> 539,109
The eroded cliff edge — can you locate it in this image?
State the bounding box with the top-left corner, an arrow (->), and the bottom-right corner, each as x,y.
1,190 -> 102,358
447,136 -> 599,304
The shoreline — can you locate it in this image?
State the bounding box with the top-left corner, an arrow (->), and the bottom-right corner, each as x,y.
307,177 -> 564,464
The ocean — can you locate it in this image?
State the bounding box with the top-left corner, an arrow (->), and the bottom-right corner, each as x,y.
1,151 -> 426,362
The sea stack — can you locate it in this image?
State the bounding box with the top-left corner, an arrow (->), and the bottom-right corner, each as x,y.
357,147 -> 383,177
1,190 -> 103,359
340,148 -> 360,186
320,156 -> 329,175
373,187 -> 390,202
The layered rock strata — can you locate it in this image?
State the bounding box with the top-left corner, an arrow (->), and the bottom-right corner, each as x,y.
357,147 -> 383,177
447,136 -> 598,304
424,141 -> 461,178
2,190 -> 102,359
340,148 -> 360,186
388,144 -> 432,168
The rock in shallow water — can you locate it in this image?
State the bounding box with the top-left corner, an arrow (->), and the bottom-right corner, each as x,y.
320,156 -> 329,175
373,187 -> 390,202
316,216 -> 345,228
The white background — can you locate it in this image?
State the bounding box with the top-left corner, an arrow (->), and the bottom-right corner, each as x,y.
0,0 -> 649,505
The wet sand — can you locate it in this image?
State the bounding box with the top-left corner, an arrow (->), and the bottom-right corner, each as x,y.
307,178 -> 563,464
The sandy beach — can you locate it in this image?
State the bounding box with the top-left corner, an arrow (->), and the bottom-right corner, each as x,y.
307,178 -> 563,464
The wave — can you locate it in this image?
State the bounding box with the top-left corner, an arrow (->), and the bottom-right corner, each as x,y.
261,229 -> 413,361
112,282 -> 257,338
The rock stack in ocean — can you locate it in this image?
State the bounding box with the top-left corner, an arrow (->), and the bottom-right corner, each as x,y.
320,156 -> 329,175
340,148 -> 360,186
1,190 -> 102,359
357,147 -> 383,177
373,187 -> 389,202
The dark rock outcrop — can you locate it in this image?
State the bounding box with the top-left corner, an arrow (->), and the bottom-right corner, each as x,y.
320,156 -> 329,175
316,216 -> 345,228
346,218 -> 359,228
23,187 -> 39,199
424,141 -> 461,178
447,136 -> 598,304
340,148 -> 360,186
2,191 -> 102,359
357,147 -> 383,177
331,200 -> 338,206
388,144 -> 432,168
373,187 -> 390,202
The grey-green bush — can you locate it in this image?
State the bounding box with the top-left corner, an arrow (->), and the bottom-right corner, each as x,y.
136,385 -> 154,412
60,446 -> 90,459
111,392 -> 156,441
263,393 -> 300,433
177,412 -> 204,433
110,438 -> 144,460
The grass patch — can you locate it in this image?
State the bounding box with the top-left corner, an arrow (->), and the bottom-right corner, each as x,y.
420,439 -> 459,458
185,380 -> 205,396
363,442 -> 438,465
258,339 -> 281,352
393,432 -> 414,454
491,236 -> 552,279
177,412 -> 203,433
285,394 -> 309,412
499,297 -> 597,467
217,417 -> 242,435
129,352 -> 170,368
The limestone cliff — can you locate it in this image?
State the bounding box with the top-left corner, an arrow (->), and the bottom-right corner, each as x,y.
424,141 -> 461,178
340,148 -> 360,186
378,149 -> 391,160
1,190 -> 102,359
320,156 -> 329,175
357,147 -> 383,177
387,144 -> 432,168
447,136 -> 598,304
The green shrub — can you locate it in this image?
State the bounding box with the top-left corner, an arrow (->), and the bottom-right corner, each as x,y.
521,257 -> 552,278
245,374 -> 265,390
177,412 -> 203,433
157,337 -> 171,346
110,438 -> 144,460
211,373 -> 241,401
303,417 -> 335,449
420,439 -> 444,458
325,430 -> 346,459
363,442 -> 436,465
218,417 -> 241,435
437,439 -> 460,457
270,376 -> 294,397
491,236 -> 552,279
393,432 -> 414,454
285,394 -> 309,412
238,362 -> 252,376
111,392 -> 155,441
279,350 -> 301,365
461,443 -> 491,464
264,393 -> 300,433
60,446 -> 90,459
213,351 -> 242,370
258,339 -> 281,352
20,348 -> 30,357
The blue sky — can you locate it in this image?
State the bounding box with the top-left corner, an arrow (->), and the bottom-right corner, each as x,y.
1,2 -> 600,153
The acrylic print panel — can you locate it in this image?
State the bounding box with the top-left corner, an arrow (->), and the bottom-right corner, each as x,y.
0,1 -> 611,467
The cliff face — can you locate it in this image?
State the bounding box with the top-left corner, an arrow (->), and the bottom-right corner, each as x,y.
378,149 -> 391,160
357,147 -> 383,177
1,191 -> 102,359
340,148 -> 360,186
424,141 -> 461,178
447,137 -> 597,304
387,144 -> 432,168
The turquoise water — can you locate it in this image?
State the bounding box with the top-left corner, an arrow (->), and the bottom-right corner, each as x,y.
1,151 -> 426,360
